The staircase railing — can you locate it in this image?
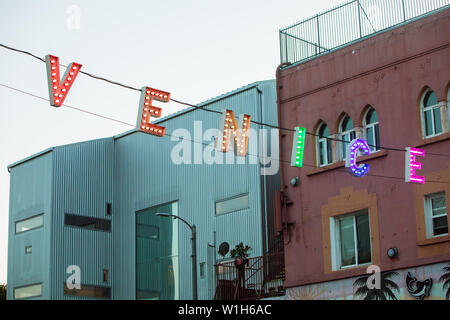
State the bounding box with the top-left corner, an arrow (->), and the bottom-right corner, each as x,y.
214,239 -> 285,300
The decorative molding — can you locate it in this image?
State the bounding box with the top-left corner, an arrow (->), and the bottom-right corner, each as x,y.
307,150 -> 388,176
321,187 -> 381,274
413,132 -> 450,149
414,163 -> 450,258
279,43 -> 450,105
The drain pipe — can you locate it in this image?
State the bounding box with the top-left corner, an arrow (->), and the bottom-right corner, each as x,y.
275,62 -> 291,239
275,62 -> 291,190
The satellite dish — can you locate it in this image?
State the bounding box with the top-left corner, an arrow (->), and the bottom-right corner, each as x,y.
218,242 -> 230,257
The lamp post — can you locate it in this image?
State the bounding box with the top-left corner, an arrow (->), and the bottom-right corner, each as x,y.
156,213 -> 197,300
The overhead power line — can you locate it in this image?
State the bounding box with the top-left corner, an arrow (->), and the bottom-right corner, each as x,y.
1,82 -> 450,184
1,43 -> 450,158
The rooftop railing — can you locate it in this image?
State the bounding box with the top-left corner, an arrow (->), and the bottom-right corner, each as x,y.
279,0 -> 450,66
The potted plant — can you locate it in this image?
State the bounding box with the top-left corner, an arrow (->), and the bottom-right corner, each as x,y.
230,243 -> 252,292
230,242 -> 251,269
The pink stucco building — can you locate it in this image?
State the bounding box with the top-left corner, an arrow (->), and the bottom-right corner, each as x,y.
276,3 -> 450,300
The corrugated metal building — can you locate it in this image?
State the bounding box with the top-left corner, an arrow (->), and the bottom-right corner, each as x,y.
7,80 -> 281,300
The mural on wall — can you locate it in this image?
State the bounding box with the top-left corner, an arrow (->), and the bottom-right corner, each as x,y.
286,262 -> 450,300
353,271 -> 400,300
439,262 -> 450,300
287,285 -> 327,300
406,272 -> 433,300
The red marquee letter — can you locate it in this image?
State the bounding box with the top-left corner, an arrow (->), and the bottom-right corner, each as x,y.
136,87 -> 171,137
45,55 -> 82,107
221,109 -> 251,157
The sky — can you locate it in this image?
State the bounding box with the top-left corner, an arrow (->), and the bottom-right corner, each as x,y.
0,0 -> 349,284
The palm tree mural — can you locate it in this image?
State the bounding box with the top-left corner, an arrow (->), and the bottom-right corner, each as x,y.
439,262 -> 450,300
353,271 -> 400,300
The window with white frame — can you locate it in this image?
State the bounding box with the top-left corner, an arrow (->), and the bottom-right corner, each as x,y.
422,89 -> 443,138
331,210 -> 372,270
339,115 -> 356,161
316,122 -> 333,167
424,192 -> 448,238
364,107 -> 380,152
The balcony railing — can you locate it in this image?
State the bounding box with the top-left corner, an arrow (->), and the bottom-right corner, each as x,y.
279,0 -> 450,66
214,241 -> 285,300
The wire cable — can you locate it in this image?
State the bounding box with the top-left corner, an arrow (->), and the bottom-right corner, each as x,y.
2,82 -> 450,184
0,83 -> 136,127
0,43 -> 45,62
1,43 -> 450,157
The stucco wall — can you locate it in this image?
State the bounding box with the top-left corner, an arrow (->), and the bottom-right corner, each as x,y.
277,8 -> 450,289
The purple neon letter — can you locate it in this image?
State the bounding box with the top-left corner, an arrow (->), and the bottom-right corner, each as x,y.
345,139 -> 371,177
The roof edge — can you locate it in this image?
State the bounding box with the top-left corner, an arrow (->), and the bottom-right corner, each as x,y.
155,79 -> 274,124
7,136 -> 113,171
7,148 -> 54,172
280,5 -> 450,71
8,80 -> 276,168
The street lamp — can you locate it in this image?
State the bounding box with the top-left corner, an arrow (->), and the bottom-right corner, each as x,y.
156,213 -> 197,300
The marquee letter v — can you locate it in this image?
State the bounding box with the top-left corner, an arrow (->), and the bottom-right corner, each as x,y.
45,54 -> 82,107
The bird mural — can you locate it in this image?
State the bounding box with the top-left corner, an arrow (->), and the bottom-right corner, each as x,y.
406,272 -> 432,300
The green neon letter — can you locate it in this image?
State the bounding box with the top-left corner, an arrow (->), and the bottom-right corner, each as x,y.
290,127 -> 306,168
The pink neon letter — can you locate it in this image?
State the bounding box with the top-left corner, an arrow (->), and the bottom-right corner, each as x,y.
405,147 -> 425,184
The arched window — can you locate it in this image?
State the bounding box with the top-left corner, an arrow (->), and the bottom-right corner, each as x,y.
364,107 -> 380,152
339,115 -> 356,160
316,122 -> 332,167
422,89 -> 442,138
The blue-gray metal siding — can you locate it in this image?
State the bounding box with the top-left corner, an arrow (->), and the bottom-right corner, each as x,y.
50,138 -> 114,299
7,152 -> 53,299
7,80 -> 280,300
113,81 -> 279,299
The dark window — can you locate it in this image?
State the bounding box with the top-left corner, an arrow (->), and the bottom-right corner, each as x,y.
336,211 -> 371,268
200,262 -> 205,279
423,90 -> 442,137
317,123 -> 333,166
424,91 -> 438,107
426,192 -> 448,237
65,214 -> 111,232
103,269 -> 108,282
64,284 -> 111,299
318,123 -> 329,137
106,203 -> 112,216
365,108 -> 380,152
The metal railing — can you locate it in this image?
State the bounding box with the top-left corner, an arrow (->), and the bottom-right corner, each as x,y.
280,0 -> 450,65
214,241 -> 285,300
